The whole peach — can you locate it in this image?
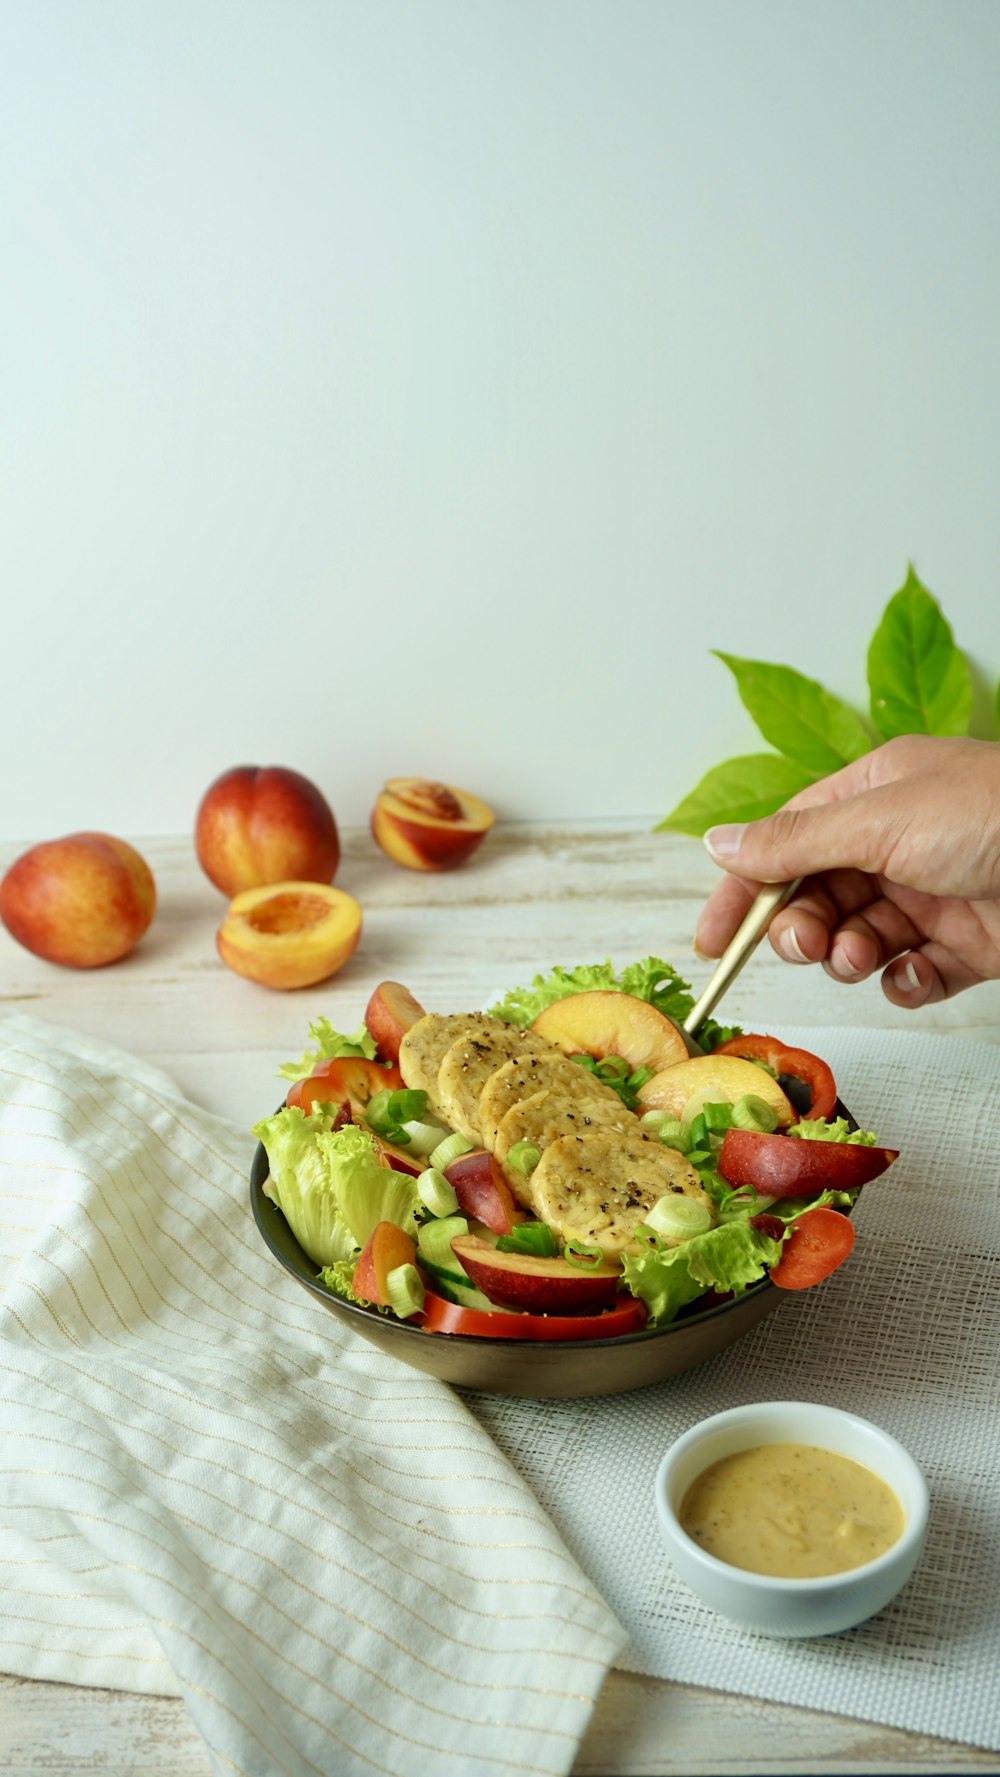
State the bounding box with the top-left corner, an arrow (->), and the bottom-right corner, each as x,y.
195,765 -> 340,897
0,832 -> 156,968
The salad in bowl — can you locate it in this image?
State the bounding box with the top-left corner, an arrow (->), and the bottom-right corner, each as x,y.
250,958 -> 899,1391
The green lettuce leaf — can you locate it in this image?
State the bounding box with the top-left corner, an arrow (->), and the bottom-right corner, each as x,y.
252,1109 -> 420,1267
276,1017 -> 378,1084
789,1117 -> 877,1146
655,753 -> 817,838
318,1256 -> 391,1312
867,567 -> 973,740
621,1220 -> 784,1327
712,653 -> 872,774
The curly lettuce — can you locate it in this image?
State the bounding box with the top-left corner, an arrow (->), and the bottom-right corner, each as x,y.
252,1109 -> 420,1268
621,1219 -> 785,1327
789,1117 -> 877,1146
276,1017 -> 378,1084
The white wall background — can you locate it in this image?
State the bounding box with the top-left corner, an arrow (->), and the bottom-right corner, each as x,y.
2,0 -> 999,841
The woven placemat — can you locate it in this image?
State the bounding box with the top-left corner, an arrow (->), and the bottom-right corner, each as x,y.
468,1025 -> 1000,1752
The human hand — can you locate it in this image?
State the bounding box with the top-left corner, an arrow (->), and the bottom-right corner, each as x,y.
694,735 -> 1000,1006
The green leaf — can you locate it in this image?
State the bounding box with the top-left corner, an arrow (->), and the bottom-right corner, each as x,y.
866,567 -> 973,739
655,753 -> 817,837
712,653 -> 872,774
995,677 -> 1000,736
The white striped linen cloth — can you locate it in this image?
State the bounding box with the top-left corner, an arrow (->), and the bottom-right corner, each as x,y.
0,1011 -> 626,1777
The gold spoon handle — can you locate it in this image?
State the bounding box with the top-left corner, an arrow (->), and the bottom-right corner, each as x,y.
682,878 -> 804,1045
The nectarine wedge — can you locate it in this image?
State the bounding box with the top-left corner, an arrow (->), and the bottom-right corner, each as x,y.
444,1149 -> 522,1235
216,882 -> 361,989
531,990 -> 688,1075
370,778 -> 494,872
637,1055 -> 795,1126
718,1129 -> 898,1197
353,1222 -> 418,1305
364,980 -> 427,1064
450,1234 -> 621,1313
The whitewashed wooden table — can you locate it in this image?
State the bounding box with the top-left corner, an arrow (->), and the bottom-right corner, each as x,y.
2,818 -> 999,1776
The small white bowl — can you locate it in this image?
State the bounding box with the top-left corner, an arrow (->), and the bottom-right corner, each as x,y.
655,1401 -> 929,1638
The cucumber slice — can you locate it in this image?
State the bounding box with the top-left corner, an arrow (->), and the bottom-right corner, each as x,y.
416,1214 -> 469,1272
419,1259 -> 498,1313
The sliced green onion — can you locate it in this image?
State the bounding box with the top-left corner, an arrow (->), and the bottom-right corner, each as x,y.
569,1052 -> 598,1073
632,1222 -> 664,1253
401,1116 -> 450,1156
698,1169 -> 729,1199
686,1112 -> 709,1150
364,1089 -> 397,1134
496,1222 -> 560,1258
384,1262 -> 425,1319
645,1193 -> 713,1243
702,1101 -> 735,1133
640,1111 -> 688,1151
387,1088 -> 427,1125
506,1139 -> 541,1177
627,1065 -> 654,1092
684,1148 -> 714,1168
428,1131 -> 475,1171
595,1054 -> 630,1081
718,1184 -> 760,1221
563,1239 -> 605,1271
731,1093 -> 780,1134
417,1168 -> 460,1218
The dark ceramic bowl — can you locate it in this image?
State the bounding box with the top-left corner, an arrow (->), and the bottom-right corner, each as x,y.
249,1091 -> 858,1398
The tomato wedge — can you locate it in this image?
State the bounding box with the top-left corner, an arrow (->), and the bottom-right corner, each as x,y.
714,1033 -> 837,1120
769,1207 -> 855,1290
417,1291 -> 648,1341
286,1055 -> 404,1114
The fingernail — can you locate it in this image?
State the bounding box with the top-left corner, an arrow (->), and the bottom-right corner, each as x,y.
692,937 -> 710,961
831,942 -> 864,981
778,925 -> 809,964
704,824 -> 746,863
897,959 -> 922,994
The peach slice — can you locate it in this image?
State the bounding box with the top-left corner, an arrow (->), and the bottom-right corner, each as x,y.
370,778 -> 495,872
364,980 -> 427,1064
353,1222 -> 418,1306
450,1234 -> 621,1314
531,990 -> 689,1076
636,1055 -> 796,1127
444,1149 -> 522,1236
285,1055 -> 404,1113
216,881 -> 362,990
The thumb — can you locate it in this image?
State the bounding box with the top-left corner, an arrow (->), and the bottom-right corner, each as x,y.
703,796 -> 889,883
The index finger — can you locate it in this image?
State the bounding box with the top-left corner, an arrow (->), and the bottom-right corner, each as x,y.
695,872 -> 760,958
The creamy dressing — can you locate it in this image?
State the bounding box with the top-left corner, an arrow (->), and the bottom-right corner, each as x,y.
679,1442 -> 905,1578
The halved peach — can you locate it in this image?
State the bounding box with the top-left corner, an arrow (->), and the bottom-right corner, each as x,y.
531,991 -> 689,1076
637,1055 -> 795,1127
216,881 -> 362,990
370,778 -> 495,872
364,980 -> 427,1063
